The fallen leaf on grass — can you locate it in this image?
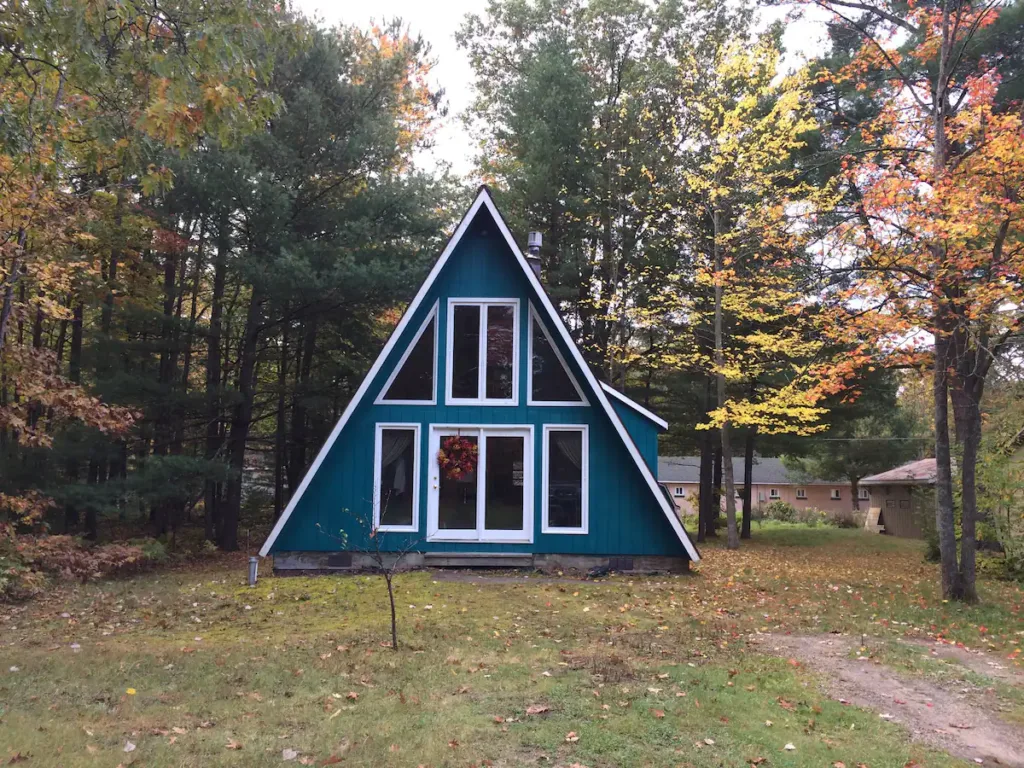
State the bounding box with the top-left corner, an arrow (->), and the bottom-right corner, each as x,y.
652,709 -> 665,719
225,739 -> 242,750
345,691 -> 359,701
493,716 -> 505,723
123,741 -> 136,753
7,753 -> 29,764
748,758 -> 767,766
703,738 -> 715,746
172,727 -> 187,734
833,762 -> 847,768
949,723 -> 974,729
448,740 -> 460,748
565,731 -> 579,743
525,704 -> 550,715
784,743 -> 795,751
282,747 -> 299,761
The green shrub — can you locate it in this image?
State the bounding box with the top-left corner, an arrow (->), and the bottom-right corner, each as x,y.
795,507 -> 820,527
822,508 -> 861,529
764,500 -> 796,522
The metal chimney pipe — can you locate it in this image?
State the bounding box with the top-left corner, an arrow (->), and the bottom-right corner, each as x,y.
526,231 -> 542,279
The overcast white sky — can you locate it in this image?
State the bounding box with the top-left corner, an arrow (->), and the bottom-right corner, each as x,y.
292,0 -> 830,179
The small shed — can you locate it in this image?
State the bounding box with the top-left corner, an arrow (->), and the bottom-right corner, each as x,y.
860,458 -> 936,538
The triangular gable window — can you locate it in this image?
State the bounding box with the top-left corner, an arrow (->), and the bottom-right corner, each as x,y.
377,304 -> 437,403
528,306 -> 586,405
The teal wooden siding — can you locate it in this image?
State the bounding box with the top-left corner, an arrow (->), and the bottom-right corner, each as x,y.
609,400 -> 659,473
270,210 -> 685,558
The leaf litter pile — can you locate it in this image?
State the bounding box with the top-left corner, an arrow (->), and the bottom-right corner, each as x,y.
0,526 -> 1021,767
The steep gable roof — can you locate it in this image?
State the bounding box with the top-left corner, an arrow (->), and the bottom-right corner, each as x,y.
260,187 -> 698,561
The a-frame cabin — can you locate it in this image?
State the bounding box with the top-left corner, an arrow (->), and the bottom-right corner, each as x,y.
260,187 -> 699,571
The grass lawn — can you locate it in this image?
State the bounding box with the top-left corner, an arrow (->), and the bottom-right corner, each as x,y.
1,526 -> 1021,767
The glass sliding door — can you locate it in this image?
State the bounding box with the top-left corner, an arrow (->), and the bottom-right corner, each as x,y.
436,433 -> 478,536
428,426 -> 532,543
483,435 -> 525,532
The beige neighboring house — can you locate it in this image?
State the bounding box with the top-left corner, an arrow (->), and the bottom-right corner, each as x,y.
658,456 -> 863,516
860,458 -> 935,539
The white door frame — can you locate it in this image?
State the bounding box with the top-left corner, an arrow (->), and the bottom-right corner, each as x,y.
426,424 -> 534,543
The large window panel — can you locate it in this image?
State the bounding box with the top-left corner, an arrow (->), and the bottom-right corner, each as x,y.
381,314 -> 436,402
530,311 -> 584,404
451,305 -> 481,399
543,426 -> 588,533
485,305 -> 515,399
374,425 -> 419,531
447,300 -> 518,404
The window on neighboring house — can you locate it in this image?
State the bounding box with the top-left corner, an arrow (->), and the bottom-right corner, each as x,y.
378,306 -> 436,403
374,424 -> 419,531
859,487 -> 870,500
831,488 -> 842,500
448,300 -> 518,404
673,486 -> 685,497
769,488 -> 781,499
529,308 -> 585,404
758,491 -> 766,502
543,426 -> 588,533
796,488 -> 807,499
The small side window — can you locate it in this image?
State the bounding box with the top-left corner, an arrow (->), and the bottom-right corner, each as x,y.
796,488 -> 807,500
769,488 -> 780,499
831,488 -> 841,500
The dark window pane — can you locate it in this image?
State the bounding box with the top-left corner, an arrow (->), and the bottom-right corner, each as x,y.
438,435 -> 478,529
383,317 -> 435,401
532,318 -> 581,402
485,305 -> 515,400
548,430 -> 583,528
451,306 -> 480,399
484,436 -> 524,530
378,428 -> 415,527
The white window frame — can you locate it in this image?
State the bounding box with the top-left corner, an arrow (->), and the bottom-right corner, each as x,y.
445,298 -> 520,406
372,423 -> 421,533
769,488 -> 781,499
673,486 -> 685,498
426,424 -> 534,543
527,305 -> 588,406
375,302 -> 438,405
859,487 -> 870,500
541,424 -> 589,535
796,488 -> 807,500
831,488 -> 842,500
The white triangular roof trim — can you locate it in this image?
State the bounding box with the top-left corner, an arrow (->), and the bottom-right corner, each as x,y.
600,382 -> 669,431
260,188 -> 699,561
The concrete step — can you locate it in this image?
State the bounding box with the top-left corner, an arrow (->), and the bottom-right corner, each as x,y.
422,552 -> 534,568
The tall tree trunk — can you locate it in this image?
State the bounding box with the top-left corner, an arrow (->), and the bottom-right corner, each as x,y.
951,378 -> 981,602
713,208 -> 739,549
287,318 -> 317,492
741,426 -> 755,539
711,435 -> 721,538
933,329 -> 963,600
204,220 -> 229,541
0,230 -> 26,354
220,285 -> 263,551
64,301 -> 84,533
930,7 -> 967,602
274,316 -> 289,520
697,378 -> 714,542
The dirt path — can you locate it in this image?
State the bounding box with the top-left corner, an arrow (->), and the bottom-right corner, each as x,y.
754,633 -> 1024,767
903,638 -> 1024,687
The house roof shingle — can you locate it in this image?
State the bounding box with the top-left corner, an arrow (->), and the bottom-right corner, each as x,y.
859,458 -> 936,486
657,456 -> 835,486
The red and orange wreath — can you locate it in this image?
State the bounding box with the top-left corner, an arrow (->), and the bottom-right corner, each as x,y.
437,435 -> 478,480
